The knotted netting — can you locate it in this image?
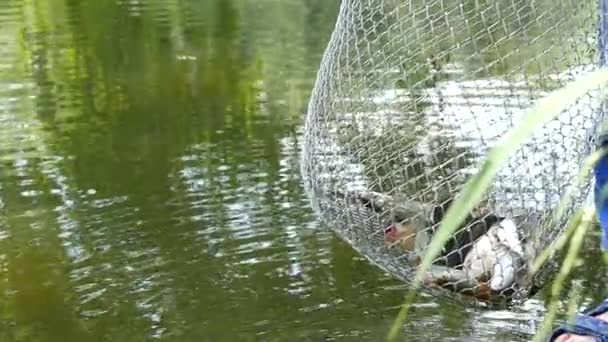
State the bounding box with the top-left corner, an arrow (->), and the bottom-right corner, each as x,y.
301,0 -> 607,306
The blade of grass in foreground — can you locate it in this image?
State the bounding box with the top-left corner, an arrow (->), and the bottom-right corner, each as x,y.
386,68 -> 608,342
532,207 -> 593,342
529,147 -> 608,276
551,148 -> 608,226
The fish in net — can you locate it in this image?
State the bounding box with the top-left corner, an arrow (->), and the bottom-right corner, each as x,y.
300,0 -> 606,307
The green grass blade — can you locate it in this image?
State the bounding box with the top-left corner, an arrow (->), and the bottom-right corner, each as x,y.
386,68 -> 608,342
420,69 -> 608,278
529,148 -> 608,275
552,148 -> 607,224
532,207 -> 593,342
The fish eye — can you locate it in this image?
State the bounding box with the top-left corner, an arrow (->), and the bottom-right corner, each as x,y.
384,225 -> 395,234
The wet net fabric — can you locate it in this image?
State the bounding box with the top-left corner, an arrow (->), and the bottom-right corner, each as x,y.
301,0 -> 605,306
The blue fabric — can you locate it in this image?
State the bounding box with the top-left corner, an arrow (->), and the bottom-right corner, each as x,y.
549,299 -> 608,341
595,135 -> 608,250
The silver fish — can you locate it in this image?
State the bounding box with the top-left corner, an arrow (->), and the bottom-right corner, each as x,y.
462,218 -> 525,292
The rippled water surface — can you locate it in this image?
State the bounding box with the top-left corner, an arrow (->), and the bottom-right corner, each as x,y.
1,1 -> 607,341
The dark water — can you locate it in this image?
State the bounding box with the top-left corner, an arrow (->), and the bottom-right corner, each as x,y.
0,1 -> 607,341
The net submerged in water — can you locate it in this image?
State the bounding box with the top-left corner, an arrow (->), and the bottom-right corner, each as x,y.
300,0 -> 606,306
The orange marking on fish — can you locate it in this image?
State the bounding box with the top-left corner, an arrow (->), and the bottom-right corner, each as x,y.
384,223 -> 417,251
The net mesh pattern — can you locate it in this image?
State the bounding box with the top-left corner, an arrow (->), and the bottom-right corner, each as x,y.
301,0 -> 605,306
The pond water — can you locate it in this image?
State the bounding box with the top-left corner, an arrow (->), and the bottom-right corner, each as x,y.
0,1 -> 607,341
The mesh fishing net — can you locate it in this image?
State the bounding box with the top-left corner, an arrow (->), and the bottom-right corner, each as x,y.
301,0 -> 606,306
